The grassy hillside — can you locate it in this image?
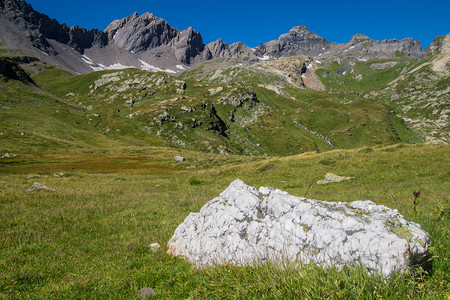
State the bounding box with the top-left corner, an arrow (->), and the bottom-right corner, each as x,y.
30,60 -> 423,157
0,78 -> 113,153
0,144 -> 448,298
313,55 -> 449,145
183,56 -> 424,149
0,67 -> 174,155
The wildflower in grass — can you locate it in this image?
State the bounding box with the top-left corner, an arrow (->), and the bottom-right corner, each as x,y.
413,190 -> 421,207
261,257 -> 266,261
412,190 -> 421,222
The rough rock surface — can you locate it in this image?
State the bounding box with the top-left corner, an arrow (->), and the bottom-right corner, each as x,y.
168,179 -> 430,276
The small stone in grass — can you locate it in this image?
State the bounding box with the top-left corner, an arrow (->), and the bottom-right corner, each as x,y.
149,243 -> 160,251
26,182 -> 55,192
175,156 -> 185,163
137,287 -> 156,297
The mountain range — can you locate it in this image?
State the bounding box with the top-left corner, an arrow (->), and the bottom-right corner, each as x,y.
0,0 -> 426,74
0,0 -> 448,156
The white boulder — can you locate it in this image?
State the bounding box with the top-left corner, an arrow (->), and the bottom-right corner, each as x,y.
167,179 -> 430,276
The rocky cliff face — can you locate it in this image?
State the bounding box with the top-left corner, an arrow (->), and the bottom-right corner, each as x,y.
105,12 -> 179,53
170,27 -> 204,64
204,39 -> 231,59
103,12 -> 205,65
0,0 -> 107,54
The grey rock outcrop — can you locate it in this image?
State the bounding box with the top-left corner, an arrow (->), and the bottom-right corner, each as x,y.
426,32 -> 450,56
349,33 -> 372,45
229,42 -> 258,61
204,39 -> 258,62
168,179 -> 430,276
205,38 -> 231,59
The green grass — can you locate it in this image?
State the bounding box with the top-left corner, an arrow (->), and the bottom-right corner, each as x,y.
315,58 -> 411,93
0,143 -> 448,298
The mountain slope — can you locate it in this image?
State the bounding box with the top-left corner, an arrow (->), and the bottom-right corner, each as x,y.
27,59 -> 421,156
379,33 -> 450,144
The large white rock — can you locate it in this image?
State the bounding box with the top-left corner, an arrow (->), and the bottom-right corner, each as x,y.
167,179 -> 430,276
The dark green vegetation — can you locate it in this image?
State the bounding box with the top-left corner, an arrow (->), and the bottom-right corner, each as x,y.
0,144 -> 448,298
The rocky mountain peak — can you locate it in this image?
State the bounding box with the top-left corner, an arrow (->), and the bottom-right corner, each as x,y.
349,33 -> 373,45
170,26 -> 204,64
105,12 -> 179,53
258,25 -> 331,58
288,25 -> 310,34
0,0 -> 107,55
205,38 -> 230,59
281,25 -> 324,41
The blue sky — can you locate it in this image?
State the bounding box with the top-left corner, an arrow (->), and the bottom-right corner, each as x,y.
26,0 -> 449,49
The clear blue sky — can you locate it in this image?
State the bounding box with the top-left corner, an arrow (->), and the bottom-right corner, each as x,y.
26,0 -> 449,49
